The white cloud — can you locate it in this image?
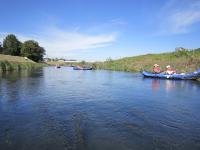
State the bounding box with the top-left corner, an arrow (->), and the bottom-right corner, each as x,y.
159,0 -> 200,34
37,27 -> 117,57
1,26 -> 117,58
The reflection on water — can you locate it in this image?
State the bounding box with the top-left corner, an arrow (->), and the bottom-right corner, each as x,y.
151,79 -> 175,92
150,78 -> 200,93
151,79 -> 160,91
0,69 -> 44,102
165,80 -> 175,92
0,67 -> 200,150
0,69 -> 42,80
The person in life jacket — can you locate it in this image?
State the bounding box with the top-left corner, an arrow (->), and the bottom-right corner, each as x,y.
165,65 -> 176,75
153,64 -> 161,74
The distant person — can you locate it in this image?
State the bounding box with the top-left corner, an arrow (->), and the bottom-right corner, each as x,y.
165,65 -> 176,75
56,64 -> 61,68
153,64 -> 161,74
76,65 -> 82,69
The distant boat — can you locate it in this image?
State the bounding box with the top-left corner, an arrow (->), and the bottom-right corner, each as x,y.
142,68 -> 200,80
55,65 -> 61,68
73,66 -> 93,70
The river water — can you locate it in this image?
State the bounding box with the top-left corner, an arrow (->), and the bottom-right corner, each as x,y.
0,67 -> 200,150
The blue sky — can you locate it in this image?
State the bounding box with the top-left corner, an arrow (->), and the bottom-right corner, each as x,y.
0,0 -> 200,61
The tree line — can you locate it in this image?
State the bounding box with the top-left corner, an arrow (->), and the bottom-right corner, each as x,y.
0,34 -> 45,62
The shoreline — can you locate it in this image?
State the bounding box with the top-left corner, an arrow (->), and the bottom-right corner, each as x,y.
0,61 -> 47,72
0,54 -> 47,72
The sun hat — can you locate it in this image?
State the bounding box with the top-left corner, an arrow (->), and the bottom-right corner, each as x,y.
154,64 -> 159,67
166,65 -> 171,68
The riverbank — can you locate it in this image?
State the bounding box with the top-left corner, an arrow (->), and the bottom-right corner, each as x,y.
93,48 -> 200,73
0,54 -> 47,72
47,48 -> 200,74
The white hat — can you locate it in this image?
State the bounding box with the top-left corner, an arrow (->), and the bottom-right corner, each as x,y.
154,64 -> 159,67
166,65 -> 171,68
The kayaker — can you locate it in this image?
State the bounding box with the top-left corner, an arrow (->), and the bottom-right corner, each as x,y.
76,65 -> 82,69
153,64 -> 161,74
165,65 -> 176,75
56,65 -> 61,68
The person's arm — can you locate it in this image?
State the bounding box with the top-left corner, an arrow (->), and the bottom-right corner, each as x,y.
152,67 -> 156,73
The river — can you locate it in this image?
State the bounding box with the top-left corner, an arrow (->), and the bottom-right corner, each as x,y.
0,67 -> 200,150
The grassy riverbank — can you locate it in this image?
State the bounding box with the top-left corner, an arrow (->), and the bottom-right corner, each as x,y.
46,48 -> 200,73
0,54 -> 47,72
93,48 -> 200,73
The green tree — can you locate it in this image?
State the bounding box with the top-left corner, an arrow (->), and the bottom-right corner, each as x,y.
92,63 -> 97,69
81,60 -> 86,66
3,34 -> 21,55
0,42 -> 3,54
106,57 -> 113,63
21,40 -> 45,62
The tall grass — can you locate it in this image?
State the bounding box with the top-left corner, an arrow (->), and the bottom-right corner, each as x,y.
0,61 -> 46,72
0,54 -> 47,72
92,48 -> 200,73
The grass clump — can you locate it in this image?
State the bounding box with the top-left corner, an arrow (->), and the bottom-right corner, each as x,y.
0,54 -> 47,72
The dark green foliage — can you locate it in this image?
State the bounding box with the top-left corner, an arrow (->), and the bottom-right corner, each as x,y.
21,40 -> 45,62
1,34 -> 46,62
81,60 -> 86,65
0,61 -> 6,71
3,34 -> 21,56
91,63 -> 97,69
0,42 -> 3,54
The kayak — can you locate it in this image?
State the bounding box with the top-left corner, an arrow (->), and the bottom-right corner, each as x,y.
73,67 -> 93,70
142,68 -> 200,80
56,66 -> 61,68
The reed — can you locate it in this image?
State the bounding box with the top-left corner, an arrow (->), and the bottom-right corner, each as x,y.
0,54 -> 47,72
